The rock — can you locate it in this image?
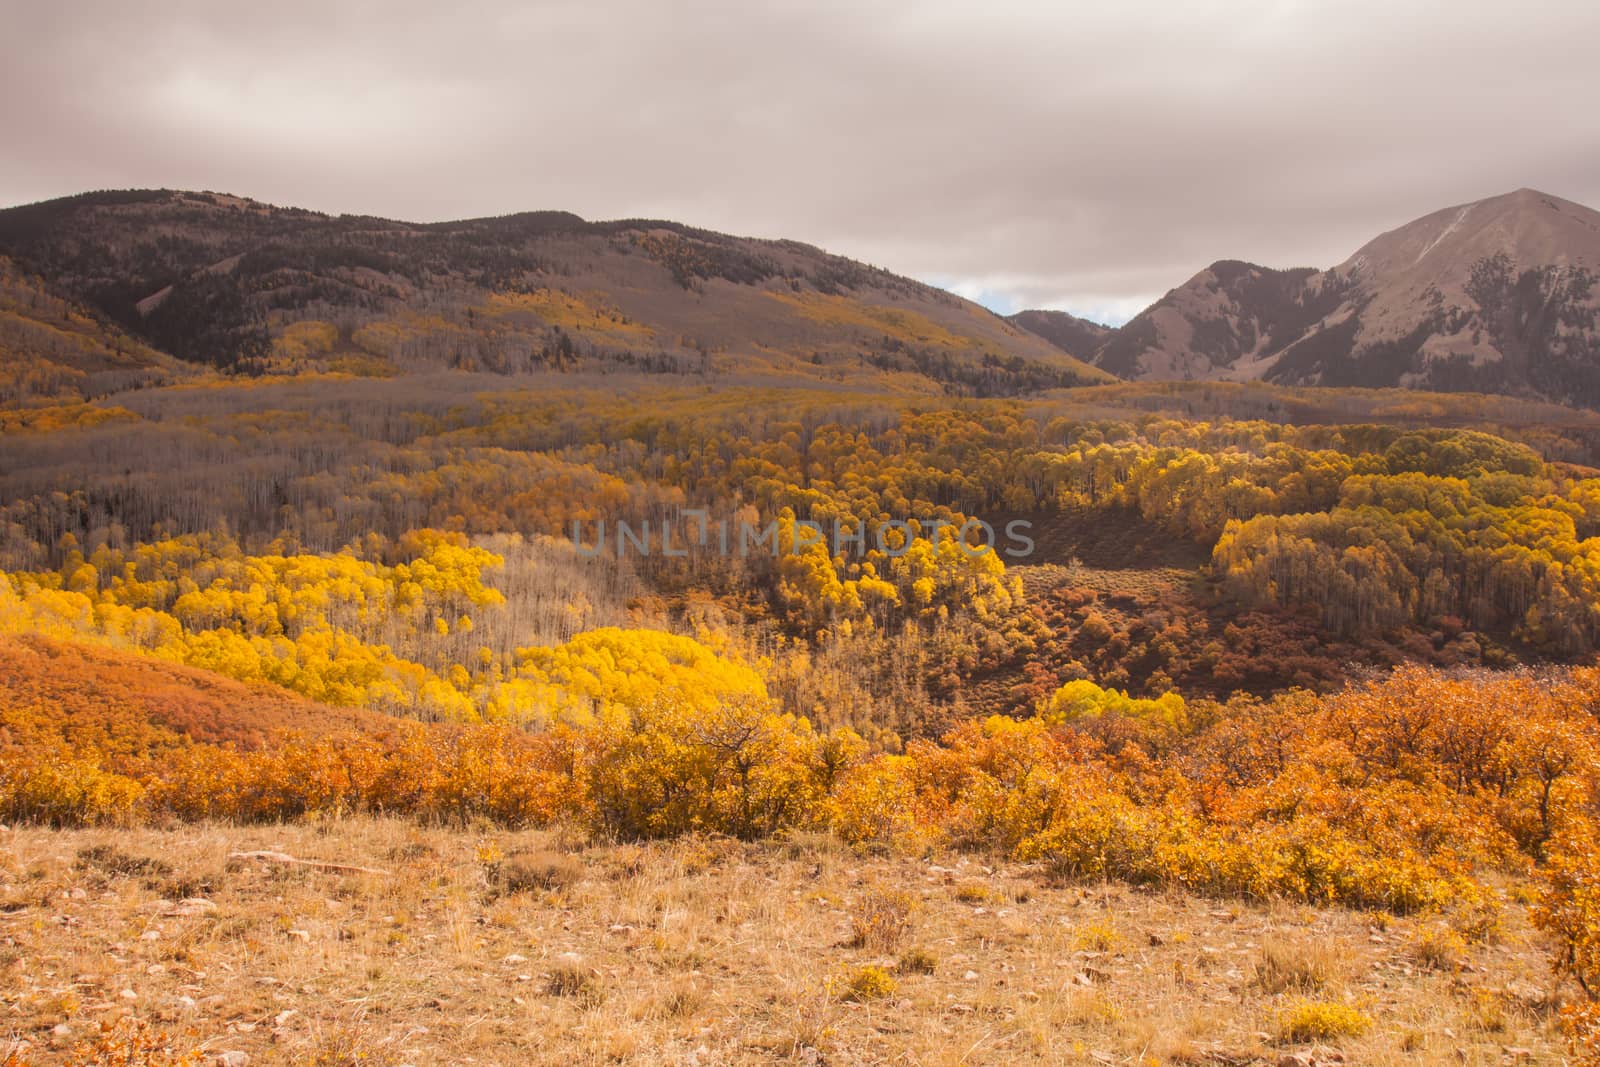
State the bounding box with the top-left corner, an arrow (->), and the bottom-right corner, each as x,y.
286,929 -> 310,942
119,988 -> 138,1001
962,970 -> 980,981
210,1053 -> 250,1067
1277,1051 -> 1346,1067
162,898 -> 218,918
51,1024 -> 71,1038
502,953 -> 528,964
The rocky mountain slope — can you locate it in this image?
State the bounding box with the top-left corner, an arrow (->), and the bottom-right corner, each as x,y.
0,190 -> 1111,400
1015,188 -> 1600,407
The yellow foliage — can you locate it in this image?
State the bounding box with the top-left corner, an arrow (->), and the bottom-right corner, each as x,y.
1277,999 -> 1373,1041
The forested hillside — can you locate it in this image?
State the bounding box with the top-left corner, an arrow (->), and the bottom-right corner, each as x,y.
0,190 -> 1110,400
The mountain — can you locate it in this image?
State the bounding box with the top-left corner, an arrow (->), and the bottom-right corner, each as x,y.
1012,188 -> 1600,407
1005,308 -> 1112,363
0,190 -> 1111,401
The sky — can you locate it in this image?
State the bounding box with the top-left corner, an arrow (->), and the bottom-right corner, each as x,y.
4,1 -> 1599,326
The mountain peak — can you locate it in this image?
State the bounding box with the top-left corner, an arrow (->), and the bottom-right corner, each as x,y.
1340,186 -> 1600,285
1010,188 -> 1600,406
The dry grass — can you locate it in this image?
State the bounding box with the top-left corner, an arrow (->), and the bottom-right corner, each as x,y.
0,819 -> 1572,1065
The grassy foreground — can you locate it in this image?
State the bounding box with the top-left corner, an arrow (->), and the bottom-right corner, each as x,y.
0,819 -> 1570,1066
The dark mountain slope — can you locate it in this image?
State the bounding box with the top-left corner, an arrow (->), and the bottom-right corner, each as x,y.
0,190 -> 1113,397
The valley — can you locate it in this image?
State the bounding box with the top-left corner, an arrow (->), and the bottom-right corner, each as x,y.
4,189 -> 1600,1065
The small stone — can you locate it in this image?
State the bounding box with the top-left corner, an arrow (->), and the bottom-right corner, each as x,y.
286,929 -> 310,942
51,1024 -> 71,1038
119,988 -> 138,1001
210,1052 -> 250,1067
502,953 -> 528,964
962,970 -> 980,981
164,898 -> 218,918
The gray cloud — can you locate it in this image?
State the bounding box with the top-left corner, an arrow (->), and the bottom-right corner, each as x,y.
4,0 -> 1598,324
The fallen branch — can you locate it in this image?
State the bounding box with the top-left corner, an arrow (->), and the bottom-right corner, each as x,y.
226,850 -> 390,876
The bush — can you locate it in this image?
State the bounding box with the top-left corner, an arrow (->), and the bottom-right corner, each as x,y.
847,889 -> 916,951
833,964 -> 897,1002
1277,999 -> 1373,1042
492,850 -> 585,894
1251,938 -> 1339,994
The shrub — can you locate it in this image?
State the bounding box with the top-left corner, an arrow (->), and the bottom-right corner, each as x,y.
546,959 -> 601,1004
833,964 -> 897,1002
847,889 -> 916,951
1277,999 -> 1373,1042
1251,937 -> 1340,994
492,850 -> 585,894
63,1017 -> 201,1066
1410,926 -> 1466,972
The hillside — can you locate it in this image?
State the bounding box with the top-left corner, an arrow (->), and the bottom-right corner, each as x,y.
1014,188 -> 1600,407
1004,308 -> 1111,363
0,190 -> 1111,398
0,819 -> 1566,1067
0,255 -> 193,405
0,633 -> 398,757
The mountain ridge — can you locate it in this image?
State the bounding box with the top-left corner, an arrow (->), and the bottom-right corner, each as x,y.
0,189 -> 1112,401
1012,187 -> 1600,407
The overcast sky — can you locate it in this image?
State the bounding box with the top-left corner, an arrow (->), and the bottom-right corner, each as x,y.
4,0 -> 1598,324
